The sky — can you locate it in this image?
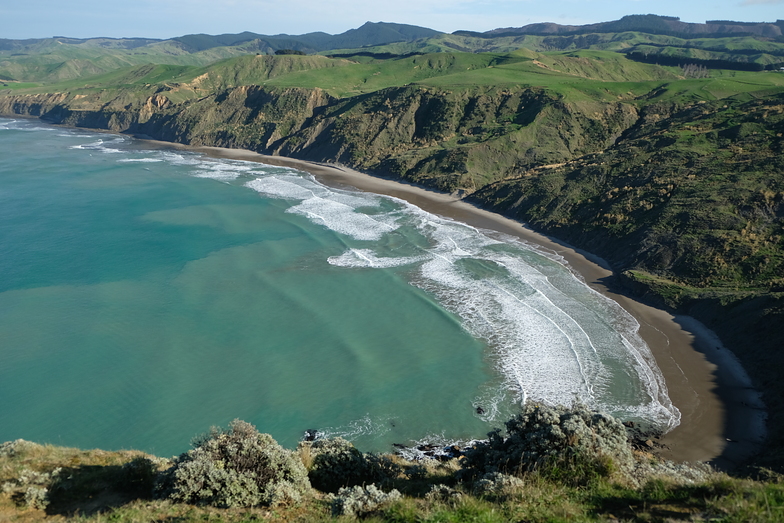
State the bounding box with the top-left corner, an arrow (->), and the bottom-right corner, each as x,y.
1,0 -> 782,40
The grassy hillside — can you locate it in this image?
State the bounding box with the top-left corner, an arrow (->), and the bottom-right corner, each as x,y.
0,39 -> 270,84
2,411 -> 784,523
5,17 -> 784,87
324,31 -> 784,69
0,23 -> 442,85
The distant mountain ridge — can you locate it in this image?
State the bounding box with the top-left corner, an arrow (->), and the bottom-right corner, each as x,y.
3,15 -> 784,85
0,22 -> 443,55
465,14 -> 784,39
174,22 -> 443,53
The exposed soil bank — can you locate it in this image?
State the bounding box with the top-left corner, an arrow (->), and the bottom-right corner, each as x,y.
183,144 -> 766,470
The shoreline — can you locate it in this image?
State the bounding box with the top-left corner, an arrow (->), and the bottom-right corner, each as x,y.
185,144 -> 766,469
0,115 -> 765,468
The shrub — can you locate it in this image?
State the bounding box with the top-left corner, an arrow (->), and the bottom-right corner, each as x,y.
0,439 -> 37,458
425,483 -> 463,503
3,466 -> 61,509
472,472 -> 525,498
461,403 -> 633,485
23,486 -> 49,510
331,484 -> 402,517
158,419 -> 310,508
298,437 -> 400,493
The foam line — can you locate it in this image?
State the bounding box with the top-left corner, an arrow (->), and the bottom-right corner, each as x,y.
491,280 -> 593,399
187,158 -> 681,431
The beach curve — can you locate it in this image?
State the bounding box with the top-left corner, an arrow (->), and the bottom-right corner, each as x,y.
174,144 -> 766,469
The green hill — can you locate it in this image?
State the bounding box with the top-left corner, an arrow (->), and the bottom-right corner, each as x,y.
5,16 -> 784,88
478,14 -> 784,39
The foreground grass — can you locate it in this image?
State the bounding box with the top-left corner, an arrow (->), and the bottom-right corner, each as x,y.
2,441 -> 783,522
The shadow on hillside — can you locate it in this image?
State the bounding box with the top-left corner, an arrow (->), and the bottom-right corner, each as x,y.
44,463 -> 154,517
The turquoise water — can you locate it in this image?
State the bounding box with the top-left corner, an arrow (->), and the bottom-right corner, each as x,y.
0,119 -> 679,456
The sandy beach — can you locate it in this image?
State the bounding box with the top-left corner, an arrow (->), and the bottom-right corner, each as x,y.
135,140 -> 767,468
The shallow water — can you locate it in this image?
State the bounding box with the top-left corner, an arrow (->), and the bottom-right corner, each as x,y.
0,119 -> 679,456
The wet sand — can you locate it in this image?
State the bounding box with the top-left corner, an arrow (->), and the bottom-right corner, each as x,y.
151,142 -> 768,468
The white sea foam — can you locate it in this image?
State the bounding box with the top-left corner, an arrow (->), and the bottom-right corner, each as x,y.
118,158 -> 164,163
13,125 -> 58,132
69,137 -> 126,153
211,159 -> 681,431
314,415 -> 394,441
328,249 -> 427,268
193,160 -> 256,181
246,175 -> 400,241
70,139 -> 105,150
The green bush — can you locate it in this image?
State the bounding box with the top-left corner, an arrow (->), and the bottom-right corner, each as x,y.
426,483 -> 463,503
158,419 -> 310,508
461,403 -> 632,485
472,472 -> 525,499
3,466 -> 60,509
299,437 -> 401,493
330,484 -> 402,517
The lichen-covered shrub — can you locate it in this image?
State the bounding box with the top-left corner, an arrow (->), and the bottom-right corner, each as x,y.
331,484 -> 402,517
425,483 -> 462,503
2,466 -> 61,509
23,486 -> 49,509
461,403 -> 633,484
158,419 -> 310,508
0,439 -> 37,458
632,459 -> 716,486
472,472 -> 525,498
298,437 -> 400,493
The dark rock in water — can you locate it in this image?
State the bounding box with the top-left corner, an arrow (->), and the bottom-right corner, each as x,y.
476,406 -> 485,415
392,443 -> 407,449
623,421 -> 635,428
441,445 -> 462,460
303,429 -> 322,442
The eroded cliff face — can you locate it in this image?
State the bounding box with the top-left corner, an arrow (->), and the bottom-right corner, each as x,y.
0,84 -> 638,193
3,85 -> 780,290
2,86 -> 781,292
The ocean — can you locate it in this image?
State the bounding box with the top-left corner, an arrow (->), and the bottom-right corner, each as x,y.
0,118 -> 679,456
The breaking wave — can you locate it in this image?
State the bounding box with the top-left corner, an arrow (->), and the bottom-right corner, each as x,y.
240,171 -> 681,432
